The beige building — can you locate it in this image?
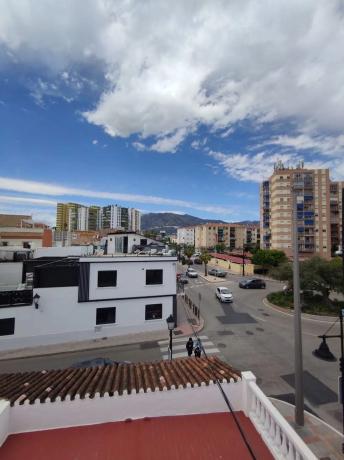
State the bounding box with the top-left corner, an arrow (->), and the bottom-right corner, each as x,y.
260,162 -> 343,258
191,223 -> 260,250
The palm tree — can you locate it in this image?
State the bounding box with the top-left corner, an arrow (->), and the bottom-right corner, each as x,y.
200,250 -> 212,276
184,245 -> 194,265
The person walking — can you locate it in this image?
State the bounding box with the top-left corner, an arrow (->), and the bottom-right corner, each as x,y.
194,346 -> 201,358
186,337 -> 194,357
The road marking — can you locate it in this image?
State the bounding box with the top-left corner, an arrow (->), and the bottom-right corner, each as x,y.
158,335 -> 208,346
160,341 -> 214,352
159,335 -> 220,360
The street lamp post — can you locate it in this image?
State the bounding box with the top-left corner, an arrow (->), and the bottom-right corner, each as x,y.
313,310 -> 344,454
166,314 -> 175,361
292,184 -> 304,426
242,240 -> 245,277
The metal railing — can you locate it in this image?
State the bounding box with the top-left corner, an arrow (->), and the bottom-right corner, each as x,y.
0,290 -> 33,307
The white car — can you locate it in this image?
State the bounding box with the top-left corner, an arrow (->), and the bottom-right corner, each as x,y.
186,268 -> 198,278
216,286 -> 233,303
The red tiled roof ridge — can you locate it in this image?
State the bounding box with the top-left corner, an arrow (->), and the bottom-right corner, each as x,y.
0,356 -> 241,406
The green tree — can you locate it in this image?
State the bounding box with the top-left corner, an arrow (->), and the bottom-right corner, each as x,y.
215,242 -> 226,253
269,262 -> 293,286
200,250 -> 212,276
300,256 -> 343,304
183,245 -> 194,264
252,249 -> 287,272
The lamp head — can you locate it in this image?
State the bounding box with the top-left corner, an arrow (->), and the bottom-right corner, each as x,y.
166,314 -> 175,331
313,336 -> 336,362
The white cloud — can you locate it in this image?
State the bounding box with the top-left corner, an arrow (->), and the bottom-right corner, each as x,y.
263,133 -> 344,156
0,177 -> 236,216
92,139 -> 98,145
150,129 -> 187,153
208,151 -> 300,182
132,141 -> 147,151
0,195 -> 56,206
1,1 -> 344,151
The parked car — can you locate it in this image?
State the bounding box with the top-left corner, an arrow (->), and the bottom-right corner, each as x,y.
72,358 -> 130,368
179,275 -> 189,284
186,268 -> 198,278
208,268 -> 227,277
239,278 -> 266,289
216,286 -> 233,303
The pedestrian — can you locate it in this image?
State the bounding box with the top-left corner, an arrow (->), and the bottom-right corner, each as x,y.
194,346 -> 201,358
194,338 -> 202,350
186,337 -> 194,357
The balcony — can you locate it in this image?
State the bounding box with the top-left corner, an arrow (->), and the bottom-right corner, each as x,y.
0,289 -> 33,308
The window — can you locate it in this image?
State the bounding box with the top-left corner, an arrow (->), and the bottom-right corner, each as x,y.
34,265 -> 79,288
96,307 -> 116,325
146,269 -> 163,285
0,318 -> 15,336
145,304 -> 162,320
98,270 -> 117,287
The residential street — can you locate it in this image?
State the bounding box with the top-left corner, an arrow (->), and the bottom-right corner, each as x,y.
0,264 -> 342,432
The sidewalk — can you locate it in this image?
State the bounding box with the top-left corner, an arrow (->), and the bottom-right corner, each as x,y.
270,398 -> 344,459
0,295 -> 204,361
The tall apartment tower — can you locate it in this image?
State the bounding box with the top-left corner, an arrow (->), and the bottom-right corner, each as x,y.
129,208 -> 141,232
88,206 -> 101,231
260,162 -> 343,258
56,203 -> 80,231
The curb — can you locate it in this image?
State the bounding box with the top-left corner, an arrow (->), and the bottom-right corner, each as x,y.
263,298 -> 337,322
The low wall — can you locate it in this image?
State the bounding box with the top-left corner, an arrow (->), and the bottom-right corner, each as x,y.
209,257 -> 255,275
7,380 -> 244,435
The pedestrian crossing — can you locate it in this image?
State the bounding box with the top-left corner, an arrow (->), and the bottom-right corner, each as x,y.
158,335 -> 220,360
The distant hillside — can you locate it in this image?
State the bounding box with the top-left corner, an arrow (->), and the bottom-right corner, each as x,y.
141,212 -> 228,234
141,212 -> 259,234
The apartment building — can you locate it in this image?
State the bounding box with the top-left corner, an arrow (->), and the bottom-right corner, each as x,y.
56,203 -> 141,232
175,223 -> 259,250
194,223 -> 259,250
176,226 -> 195,246
260,162 -> 343,258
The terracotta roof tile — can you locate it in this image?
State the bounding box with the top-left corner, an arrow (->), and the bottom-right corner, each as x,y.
0,357 -> 240,406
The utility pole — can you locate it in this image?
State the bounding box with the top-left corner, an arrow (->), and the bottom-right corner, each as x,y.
292,184 -> 304,426
242,239 -> 245,277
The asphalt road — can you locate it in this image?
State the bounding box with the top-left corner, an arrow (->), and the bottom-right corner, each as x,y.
0,263 -> 342,432
183,264 -> 343,432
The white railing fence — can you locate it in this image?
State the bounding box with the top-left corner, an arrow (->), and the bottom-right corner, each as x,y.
242,372 -> 317,460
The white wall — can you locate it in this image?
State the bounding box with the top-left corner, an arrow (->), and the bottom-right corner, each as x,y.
0,400 -> 10,447
88,258 -> 176,300
0,288 -> 173,350
0,263 -> 23,288
0,257 -> 176,350
34,246 -> 92,258
8,380 -> 243,435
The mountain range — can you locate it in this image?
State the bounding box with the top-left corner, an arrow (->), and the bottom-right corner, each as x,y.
141,212 -> 258,234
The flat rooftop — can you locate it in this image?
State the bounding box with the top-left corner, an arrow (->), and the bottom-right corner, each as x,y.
1,412 -> 273,460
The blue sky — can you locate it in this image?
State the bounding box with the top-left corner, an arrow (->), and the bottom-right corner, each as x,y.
0,1 -> 343,225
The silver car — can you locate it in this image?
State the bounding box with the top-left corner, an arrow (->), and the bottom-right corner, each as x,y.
216,287 -> 233,302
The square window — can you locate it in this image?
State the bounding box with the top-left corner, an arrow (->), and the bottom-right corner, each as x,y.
98,270 -> 117,287
0,318 -> 15,336
145,304 -> 162,320
96,307 -> 116,325
146,269 -> 163,285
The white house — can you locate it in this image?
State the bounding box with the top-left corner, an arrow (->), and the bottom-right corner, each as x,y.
106,232 -> 164,254
0,255 -> 177,351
